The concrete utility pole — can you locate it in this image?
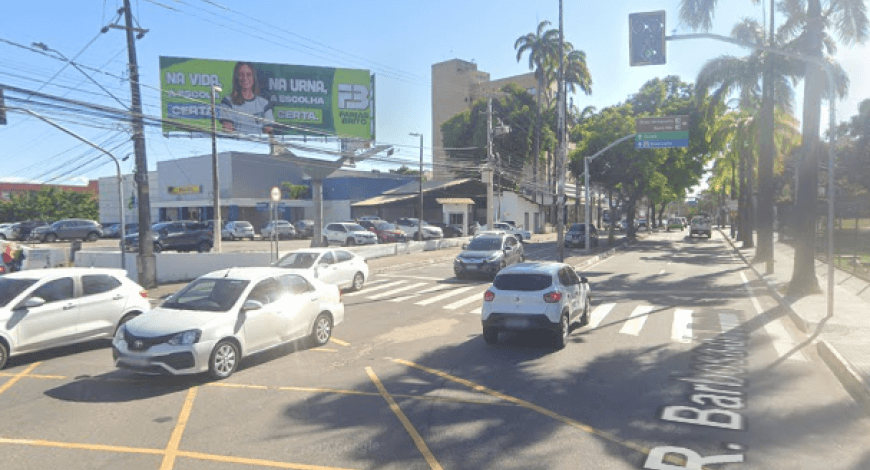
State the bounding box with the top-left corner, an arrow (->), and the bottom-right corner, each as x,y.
556,0 -> 567,262
120,0 -> 156,287
210,85 -> 223,253
410,133 -> 424,240
487,96 -> 495,228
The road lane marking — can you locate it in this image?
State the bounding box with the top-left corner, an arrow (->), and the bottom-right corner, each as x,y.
718,313 -> 740,333
389,284 -> 454,302
376,275 -> 445,281
619,306 -> 653,336
0,437 -> 163,455
0,362 -> 41,396
160,386 -> 199,470
671,309 -> 694,343
414,286 -> 477,306
366,367 -> 444,470
443,292 -> 484,310
468,307 -> 482,315
0,371 -> 65,380
366,282 -> 428,300
659,269 -> 666,275
739,272 -> 806,362
330,338 -> 350,347
343,280 -> 406,297
176,450 -> 363,469
587,303 -> 616,329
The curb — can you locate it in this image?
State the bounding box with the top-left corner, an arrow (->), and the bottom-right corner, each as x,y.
717,228 -> 870,413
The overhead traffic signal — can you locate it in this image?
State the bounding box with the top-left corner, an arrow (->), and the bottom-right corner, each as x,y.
629,11 -> 666,66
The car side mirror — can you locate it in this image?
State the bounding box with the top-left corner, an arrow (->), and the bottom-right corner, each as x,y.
580,277 -> 588,284
22,297 -> 46,309
242,300 -> 263,312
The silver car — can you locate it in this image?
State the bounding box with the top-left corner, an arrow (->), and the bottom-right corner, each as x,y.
0,268 -> 150,370
113,267 -> 344,379
454,233 -> 524,279
223,221 -> 256,240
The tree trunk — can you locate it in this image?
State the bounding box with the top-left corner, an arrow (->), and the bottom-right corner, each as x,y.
755,0 -> 776,265
788,0 -> 824,296
746,145 -> 756,247
738,143 -> 750,245
534,74 -> 543,210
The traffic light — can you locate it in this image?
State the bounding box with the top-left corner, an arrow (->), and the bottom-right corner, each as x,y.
629,11 -> 666,66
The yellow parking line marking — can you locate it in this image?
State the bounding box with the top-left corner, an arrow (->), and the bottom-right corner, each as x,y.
330,338 -> 350,347
392,359 -> 664,461
176,450 -> 361,470
160,386 -> 199,470
207,382 -> 270,390
366,367 -> 443,470
0,362 -> 41,396
309,348 -> 338,353
278,385 -> 381,397
0,371 -> 66,380
0,436 -> 163,455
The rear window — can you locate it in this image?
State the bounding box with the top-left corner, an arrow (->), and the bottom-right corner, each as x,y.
493,273 -> 553,291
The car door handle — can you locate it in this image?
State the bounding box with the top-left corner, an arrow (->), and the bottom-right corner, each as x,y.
112,294 -> 124,300
310,296 -> 320,302
63,303 -> 75,310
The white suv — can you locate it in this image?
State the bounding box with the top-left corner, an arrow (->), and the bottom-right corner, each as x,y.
690,215 -> 712,238
481,262 -> 591,349
323,222 -> 378,246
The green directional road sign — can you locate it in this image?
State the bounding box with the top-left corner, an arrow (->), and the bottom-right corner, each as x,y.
635,116 -> 688,148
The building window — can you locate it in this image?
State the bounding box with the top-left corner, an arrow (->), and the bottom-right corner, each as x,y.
449,213 -> 464,225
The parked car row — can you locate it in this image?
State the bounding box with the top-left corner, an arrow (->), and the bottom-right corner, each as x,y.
0,219 -> 105,243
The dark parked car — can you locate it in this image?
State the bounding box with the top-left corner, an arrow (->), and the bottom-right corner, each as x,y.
125,220 -> 213,253
103,222 -> 138,238
7,220 -> 48,241
427,221 -> 464,238
294,219 -> 315,239
453,233 -> 524,279
565,223 -> 599,248
30,219 -> 103,242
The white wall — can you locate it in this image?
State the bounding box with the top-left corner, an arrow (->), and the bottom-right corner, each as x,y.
496,191 -> 539,230
98,172 -> 159,224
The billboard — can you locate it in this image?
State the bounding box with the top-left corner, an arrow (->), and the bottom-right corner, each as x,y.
159,57 -> 374,139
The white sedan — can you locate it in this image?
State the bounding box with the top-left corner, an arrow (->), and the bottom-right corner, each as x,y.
0,268 -> 150,370
113,268 -> 344,379
274,248 -> 369,291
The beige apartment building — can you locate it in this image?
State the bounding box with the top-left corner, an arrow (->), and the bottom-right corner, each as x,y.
431,59 -> 538,181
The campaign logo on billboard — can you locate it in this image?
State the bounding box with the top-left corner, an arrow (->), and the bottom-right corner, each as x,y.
159,57 -> 374,140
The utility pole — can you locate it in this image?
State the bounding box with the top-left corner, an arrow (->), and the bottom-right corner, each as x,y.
410,133 -> 424,240
211,85 -> 223,253
556,0 -> 567,262
487,96 -> 494,229
119,0 -> 156,287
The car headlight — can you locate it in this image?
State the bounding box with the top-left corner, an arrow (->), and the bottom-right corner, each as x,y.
487,254 -> 500,262
114,324 -> 127,341
167,330 -> 201,346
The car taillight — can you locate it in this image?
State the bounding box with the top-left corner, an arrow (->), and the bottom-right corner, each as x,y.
483,290 -> 495,302
543,291 -> 562,303
140,290 -> 148,298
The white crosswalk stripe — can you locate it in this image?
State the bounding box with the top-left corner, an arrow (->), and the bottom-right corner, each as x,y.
718,312 -> 740,333
672,309 -> 694,343
415,286 -> 477,306
468,307 -> 482,315
587,303 -> 616,329
739,272 -> 806,362
619,306 -> 653,336
389,284 -> 456,303
366,282 -> 429,300
343,280 -> 406,297
443,292 -> 485,310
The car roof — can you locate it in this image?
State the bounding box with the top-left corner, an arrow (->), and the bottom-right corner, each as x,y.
3,267 -> 129,280
203,267 -> 310,281
498,262 -> 567,276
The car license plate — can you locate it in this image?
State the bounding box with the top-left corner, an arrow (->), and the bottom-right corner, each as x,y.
505,319 -> 529,329
466,264 -> 478,270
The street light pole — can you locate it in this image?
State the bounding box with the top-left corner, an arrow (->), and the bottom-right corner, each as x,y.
211,85 -> 223,253
410,133 -> 424,240
13,108 -> 127,270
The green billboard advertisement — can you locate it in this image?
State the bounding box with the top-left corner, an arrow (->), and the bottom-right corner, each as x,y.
159,56 -> 374,139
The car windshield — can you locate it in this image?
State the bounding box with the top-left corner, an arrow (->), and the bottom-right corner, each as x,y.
493,273 -> 553,291
276,252 -> 318,269
569,224 -> 587,232
162,278 -> 250,312
0,278 -> 38,307
466,238 -> 502,251
375,222 -> 396,230
237,222 -> 253,228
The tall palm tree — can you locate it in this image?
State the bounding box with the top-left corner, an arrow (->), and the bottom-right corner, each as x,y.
515,21 -> 559,208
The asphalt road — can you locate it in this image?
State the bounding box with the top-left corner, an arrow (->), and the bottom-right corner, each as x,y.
2,231 -> 869,470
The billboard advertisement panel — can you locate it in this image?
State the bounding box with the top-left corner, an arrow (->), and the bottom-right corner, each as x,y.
159,57 -> 373,139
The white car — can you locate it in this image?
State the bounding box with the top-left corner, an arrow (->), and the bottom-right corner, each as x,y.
485,222 -> 532,242
481,262 -> 591,349
0,268 -> 150,370
223,221 -> 255,240
690,215 -> 712,238
322,222 -> 378,246
113,268 -> 344,379
274,248 -> 369,291
0,223 -> 16,240
396,218 -> 443,240
261,220 -> 297,239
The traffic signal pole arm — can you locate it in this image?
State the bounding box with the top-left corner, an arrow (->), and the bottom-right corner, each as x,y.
667,31 -> 837,319
584,132 -> 637,253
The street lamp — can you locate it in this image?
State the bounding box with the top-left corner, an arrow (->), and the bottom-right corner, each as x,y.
211,85 -> 223,253
409,133 -> 424,241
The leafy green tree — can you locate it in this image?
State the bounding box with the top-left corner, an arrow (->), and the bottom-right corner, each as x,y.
0,187 -> 98,222
388,165 -> 421,176
280,182 -> 310,200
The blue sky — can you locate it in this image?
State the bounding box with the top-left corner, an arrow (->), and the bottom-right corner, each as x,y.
1,0 -> 868,186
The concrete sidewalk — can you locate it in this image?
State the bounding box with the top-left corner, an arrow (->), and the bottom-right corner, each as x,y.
720,228 -> 870,412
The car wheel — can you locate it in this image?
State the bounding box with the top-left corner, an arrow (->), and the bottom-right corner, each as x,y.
46,234 -> 57,243
208,340 -> 239,379
351,272 -> 365,291
456,271 -> 466,280
229,234 -> 235,241
483,327 -> 499,344
86,232 -> 99,242
0,340 -> 8,370
515,234 -> 523,242
322,237 -> 329,247
581,296 -> 590,326
310,313 -> 333,346
0,234 -> 5,240
197,241 -> 210,253
555,312 -> 569,349
345,238 -> 355,247
153,243 -> 163,253
114,312 -> 139,336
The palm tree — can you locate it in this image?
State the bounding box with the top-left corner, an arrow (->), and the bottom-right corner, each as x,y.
515,21 -> 559,208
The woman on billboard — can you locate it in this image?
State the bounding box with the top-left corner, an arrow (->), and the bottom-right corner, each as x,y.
219,62 -> 274,135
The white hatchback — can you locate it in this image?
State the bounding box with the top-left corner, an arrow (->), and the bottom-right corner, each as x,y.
113,268 -> 344,379
274,248 -> 369,291
322,222 -> 378,246
0,268 -> 150,370
481,262 -> 591,349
